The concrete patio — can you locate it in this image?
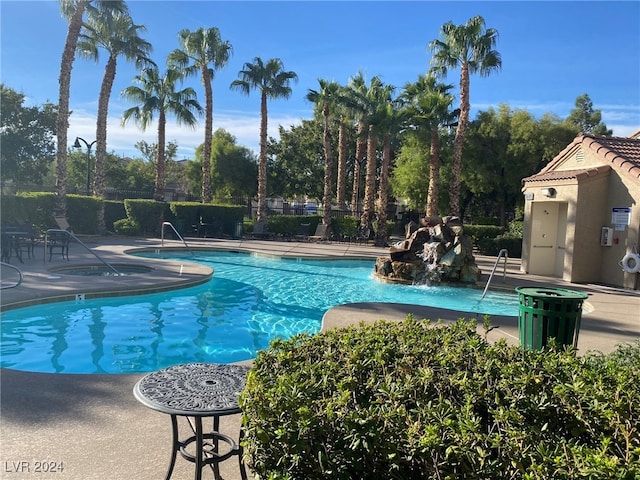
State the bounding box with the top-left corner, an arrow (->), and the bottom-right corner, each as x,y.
1,236 -> 638,479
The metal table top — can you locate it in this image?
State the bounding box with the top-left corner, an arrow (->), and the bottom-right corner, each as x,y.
133,363 -> 250,417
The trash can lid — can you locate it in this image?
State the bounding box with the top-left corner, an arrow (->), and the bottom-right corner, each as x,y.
515,286 -> 588,299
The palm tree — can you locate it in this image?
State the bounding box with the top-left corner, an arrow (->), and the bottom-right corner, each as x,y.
230,57 -> 298,222
428,15 -> 501,217
306,79 -> 340,227
77,9 -> 153,232
168,27 -> 233,203
345,71 -> 369,217
55,0 -> 127,216
400,75 -> 456,217
121,66 -> 203,201
360,77 -> 389,234
335,89 -> 351,211
374,93 -> 402,248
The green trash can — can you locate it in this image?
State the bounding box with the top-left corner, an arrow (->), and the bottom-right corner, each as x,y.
515,287 -> 588,350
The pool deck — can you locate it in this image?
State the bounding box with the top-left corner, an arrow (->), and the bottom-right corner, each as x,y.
1,236 -> 639,480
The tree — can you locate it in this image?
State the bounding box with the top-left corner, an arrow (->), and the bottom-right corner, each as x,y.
345,71 -> 370,216
268,120 -> 326,200
399,75 -> 456,217
230,57 -> 298,222
77,8 -> 152,197
390,133 -> 432,210
0,85 -> 57,185
121,66 -> 203,201
428,15 -> 501,217
361,77 -> 391,234
334,85 -> 353,211
374,94 -> 401,247
187,129 -> 257,198
306,79 -> 341,226
55,0 -> 127,215
565,93 -> 612,136
168,27 -> 233,203
77,8 -> 153,232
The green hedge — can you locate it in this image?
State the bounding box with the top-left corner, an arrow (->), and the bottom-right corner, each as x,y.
168,202 -> 246,237
66,195 -> 101,234
104,200 -> 127,233
124,199 -> 167,236
1,193 -> 103,234
242,318 -> 640,480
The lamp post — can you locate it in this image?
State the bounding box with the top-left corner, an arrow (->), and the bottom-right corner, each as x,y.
73,137 -> 96,195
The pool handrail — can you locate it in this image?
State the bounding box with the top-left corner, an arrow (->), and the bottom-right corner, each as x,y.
43,229 -> 121,275
481,249 -> 508,300
161,222 -> 195,257
0,261 -> 23,289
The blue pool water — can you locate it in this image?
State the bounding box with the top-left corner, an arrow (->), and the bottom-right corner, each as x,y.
0,251 -> 518,374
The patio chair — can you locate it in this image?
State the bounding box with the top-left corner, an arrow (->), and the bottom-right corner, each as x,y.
46,231 -> 70,261
309,224 -> 330,242
294,223 -> 310,242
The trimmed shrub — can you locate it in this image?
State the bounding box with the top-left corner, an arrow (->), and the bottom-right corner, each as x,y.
199,204 -> 245,237
104,200 -> 126,233
265,215 -> 321,237
169,202 -> 200,235
242,318 -> 640,480
66,195 -> 101,234
113,218 -> 139,236
8,192 -> 56,231
464,224 -> 504,243
124,199 -> 166,236
331,215 -> 359,239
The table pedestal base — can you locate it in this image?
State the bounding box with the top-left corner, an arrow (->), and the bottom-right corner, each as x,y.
165,414 -> 248,480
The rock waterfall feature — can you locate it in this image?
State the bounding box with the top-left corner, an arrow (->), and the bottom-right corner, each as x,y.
374,216 -> 480,285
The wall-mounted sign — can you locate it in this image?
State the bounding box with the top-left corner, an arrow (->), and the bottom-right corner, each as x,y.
612,207 -> 631,228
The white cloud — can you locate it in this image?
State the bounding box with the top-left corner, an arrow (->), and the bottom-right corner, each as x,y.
68,108 -> 305,159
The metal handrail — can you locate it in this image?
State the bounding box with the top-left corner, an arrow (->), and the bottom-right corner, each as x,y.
0,261 -> 23,289
481,248 -> 509,299
161,222 -> 195,257
43,229 -> 121,275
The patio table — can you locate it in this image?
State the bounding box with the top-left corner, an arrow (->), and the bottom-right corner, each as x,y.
133,362 -> 250,480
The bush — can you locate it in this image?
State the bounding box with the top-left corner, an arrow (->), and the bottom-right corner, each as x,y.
264,215 -> 321,237
242,318 -> 640,480
113,218 -> 139,236
124,199 -> 167,236
104,201 -> 126,232
66,195 -> 101,234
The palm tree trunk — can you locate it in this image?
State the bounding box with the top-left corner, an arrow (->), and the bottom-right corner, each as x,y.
56,3 -> 86,216
201,66 -> 213,203
94,54 -> 117,234
336,119 -> 348,210
155,110 -> 167,202
257,91 -> 268,222
426,129 -> 441,217
361,124 -> 377,231
450,62 -> 470,217
321,102 -> 333,226
375,133 -> 391,247
351,121 -> 366,216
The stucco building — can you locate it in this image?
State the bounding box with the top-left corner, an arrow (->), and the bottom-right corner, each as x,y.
521,131 -> 640,290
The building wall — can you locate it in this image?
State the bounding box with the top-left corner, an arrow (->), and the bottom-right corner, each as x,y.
569,174 -> 609,283
522,143 -> 640,290
601,173 -> 640,289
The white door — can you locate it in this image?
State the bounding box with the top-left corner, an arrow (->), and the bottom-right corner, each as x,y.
554,203 -> 568,277
529,202 -> 559,275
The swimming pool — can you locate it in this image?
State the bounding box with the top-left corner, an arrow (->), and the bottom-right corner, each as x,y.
0,251 -> 519,374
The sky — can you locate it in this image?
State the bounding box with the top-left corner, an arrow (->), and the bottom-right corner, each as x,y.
1,0 -> 639,160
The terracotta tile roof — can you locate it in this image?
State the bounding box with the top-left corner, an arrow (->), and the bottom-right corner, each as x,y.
523,166 -> 611,183
524,133 -> 640,184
